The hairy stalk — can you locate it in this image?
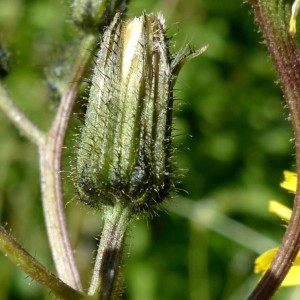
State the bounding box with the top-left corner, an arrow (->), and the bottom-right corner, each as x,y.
0,226 -> 86,300
39,34 -> 96,291
0,84 -> 45,146
0,34 -> 96,291
88,203 -> 132,299
247,0 -> 300,298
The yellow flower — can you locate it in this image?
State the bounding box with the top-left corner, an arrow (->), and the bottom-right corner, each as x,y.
268,200 -> 291,221
280,171 -> 297,193
254,171 -> 300,286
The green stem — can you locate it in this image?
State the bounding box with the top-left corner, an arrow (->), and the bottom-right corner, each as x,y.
88,202 -> 132,299
0,84 -> 45,146
247,0 -> 300,298
0,34 -> 97,292
0,226 -> 86,300
39,34 -> 97,291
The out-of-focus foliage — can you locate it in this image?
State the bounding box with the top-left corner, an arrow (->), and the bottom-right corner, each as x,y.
0,0 -> 299,299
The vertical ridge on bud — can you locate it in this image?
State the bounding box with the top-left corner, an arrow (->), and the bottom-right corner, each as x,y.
71,0 -> 129,32
75,12 -> 205,212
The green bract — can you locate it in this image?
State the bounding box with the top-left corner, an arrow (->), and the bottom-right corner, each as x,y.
72,0 -> 128,32
76,12 -> 206,212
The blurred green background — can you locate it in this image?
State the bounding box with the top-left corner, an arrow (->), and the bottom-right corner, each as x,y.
0,0 -> 299,299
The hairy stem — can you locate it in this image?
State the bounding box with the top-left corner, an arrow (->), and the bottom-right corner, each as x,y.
88,203 -> 132,299
0,35 -> 97,291
247,0 -> 300,298
0,226 -> 86,300
39,34 -> 96,291
0,84 -> 45,146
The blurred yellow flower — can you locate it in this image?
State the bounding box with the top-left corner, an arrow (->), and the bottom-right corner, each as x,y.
280,171 -> 297,193
268,200 -> 291,221
254,171 -> 300,286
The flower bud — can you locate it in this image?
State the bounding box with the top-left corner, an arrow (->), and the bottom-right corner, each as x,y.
75,12 -> 206,212
71,0 -> 128,32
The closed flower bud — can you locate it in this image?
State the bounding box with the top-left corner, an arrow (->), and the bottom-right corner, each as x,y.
75,12 -> 207,212
71,0 -> 128,32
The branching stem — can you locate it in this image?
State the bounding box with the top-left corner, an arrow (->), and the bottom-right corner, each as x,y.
0,34 -> 97,292
0,84 -> 45,146
39,34 -> 96,291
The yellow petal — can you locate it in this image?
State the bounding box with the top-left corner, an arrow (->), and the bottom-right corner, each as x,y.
254,248 -> 278,273
269,201 -> 292,221
281,266 -> 300,286
255,247 -> 300,286
290,12 -> 297,36
290,0 -> 300,36
280,171 -> 297,193
294,253 -> 300,265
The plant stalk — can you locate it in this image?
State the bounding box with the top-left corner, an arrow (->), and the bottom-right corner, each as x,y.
0,84 -> 45,146
88,202 -> 132,299
0,226 -> 86,300
39,34 -> 96,291
247,0 -> 300,298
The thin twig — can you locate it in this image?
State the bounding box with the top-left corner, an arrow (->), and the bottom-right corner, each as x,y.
0,84 -> 45,146
0,226 -> 86,300
39,34 -> 97,291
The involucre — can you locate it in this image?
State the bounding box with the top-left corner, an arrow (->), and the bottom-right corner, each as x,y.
75,12 -> 206,212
